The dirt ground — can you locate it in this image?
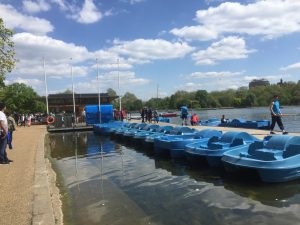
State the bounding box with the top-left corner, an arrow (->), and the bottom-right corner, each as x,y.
0,125 -> 62,225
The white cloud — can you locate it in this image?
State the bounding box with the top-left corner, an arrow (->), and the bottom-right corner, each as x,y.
13,33 -> 91,63
120,0 -> 146,5
191,36 -> 255,65
243,74 -> 291,82
10,32 -> 92,80
171,25 -> 218,41
0,4 -> 53,35
5,77 -> 44,93
188,71 -> 242,79
171,0 -> 300,41
74,70 -> 150,94
110,39 -> 195,61
23,0 -> 51,14
177,82 -> 203,92
93,50 -> 133,69
73,0 -> 102,24
280,62 -> 300,71
50,0 -> 68,11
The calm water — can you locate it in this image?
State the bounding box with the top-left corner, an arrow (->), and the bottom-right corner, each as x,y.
168,106 -> 300,132
49,131 -> 300,225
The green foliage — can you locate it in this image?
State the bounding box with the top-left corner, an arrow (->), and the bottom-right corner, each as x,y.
107,88 -> 117,97
121,92 -> 142,111
2,83 -> 46,113
60,89 -> 73,94
142,80 -> 300,110
0,18 -> 16,88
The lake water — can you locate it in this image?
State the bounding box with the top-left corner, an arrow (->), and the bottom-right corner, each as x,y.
49,129 -> 300,225
167,106 -> 300,132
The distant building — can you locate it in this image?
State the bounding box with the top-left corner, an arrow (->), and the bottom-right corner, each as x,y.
249,79 -> 270,88
48,93 -> 118,114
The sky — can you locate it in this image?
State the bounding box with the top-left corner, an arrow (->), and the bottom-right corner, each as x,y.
1,0 -> 300,100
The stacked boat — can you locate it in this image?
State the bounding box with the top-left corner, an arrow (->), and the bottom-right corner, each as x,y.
93,122 -> 300,183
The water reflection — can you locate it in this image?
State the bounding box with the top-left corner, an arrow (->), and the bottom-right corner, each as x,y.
49,132 -> 300,225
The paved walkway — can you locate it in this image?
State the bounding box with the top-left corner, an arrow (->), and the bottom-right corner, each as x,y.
0,125 -> 62,225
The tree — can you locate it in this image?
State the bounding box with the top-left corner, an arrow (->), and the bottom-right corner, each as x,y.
107,88 -> 117,97
0,18 -> 16,88
2,83 -> 46,113
122,92 -> 142,111
195,90 -> 209,108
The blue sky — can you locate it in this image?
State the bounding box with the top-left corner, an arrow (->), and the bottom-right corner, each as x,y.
1,0 -> 300,100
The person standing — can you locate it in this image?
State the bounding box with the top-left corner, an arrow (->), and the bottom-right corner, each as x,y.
270,95 -> 288,135
180,106 -> 188,126
0,102 -> 11,164
190,113 -> 199,126
7,112 -> 17,149
153,109 -> 159,123
147,108 -> 152,123
121,107 -> 126,121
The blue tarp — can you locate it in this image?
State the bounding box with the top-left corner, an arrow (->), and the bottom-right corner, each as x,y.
85,105 -> 113,125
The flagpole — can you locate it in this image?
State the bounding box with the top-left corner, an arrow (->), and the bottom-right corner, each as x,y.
70,58 -> 76,125
96,58 -> 101,123
118,58 -> 121,120
43,57 -> 49,115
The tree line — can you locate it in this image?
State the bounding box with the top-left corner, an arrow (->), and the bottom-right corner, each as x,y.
109,81 -> 300,111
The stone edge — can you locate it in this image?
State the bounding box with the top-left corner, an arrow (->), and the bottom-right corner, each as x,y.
32,131 -> 63,225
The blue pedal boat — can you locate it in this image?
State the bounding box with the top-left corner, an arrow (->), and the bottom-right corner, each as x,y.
118,123 -> 147,140
220,118 -> 270,130
199,118 -> 221,127
123,124 -> 160,140
93,121 -> 124,135
185,131 -> 258,167
145,126 -> 191,149
134,125 -> 174,145
222,135 -> 300,183
113,122 -> 139,138
154,127 -> 196,156
168,129 -> 222,159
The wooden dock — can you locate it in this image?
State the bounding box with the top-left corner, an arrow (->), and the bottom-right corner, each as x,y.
47,125 -> 93,133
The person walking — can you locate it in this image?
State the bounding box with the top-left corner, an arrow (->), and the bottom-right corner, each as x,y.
0,102 -> 11,164
7,112 -> 17,149
270,95 -> 288,135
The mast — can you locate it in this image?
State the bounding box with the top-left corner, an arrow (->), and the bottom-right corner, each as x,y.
70,58 -> 76,125
96,58 -> 101,123
118,58 -> 122,119
43,57 -> 49,114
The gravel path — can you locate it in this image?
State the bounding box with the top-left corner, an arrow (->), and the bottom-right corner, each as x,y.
0,125 -> 62,225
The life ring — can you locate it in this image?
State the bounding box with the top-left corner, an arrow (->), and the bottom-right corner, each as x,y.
47,116 -> 55,124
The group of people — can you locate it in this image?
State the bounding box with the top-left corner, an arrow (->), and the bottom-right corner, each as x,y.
0,103 -> 17,164
179,94 -> 289,135
113,108 -> 127,121
180,106 -> 199,126
140,107 -> 159,123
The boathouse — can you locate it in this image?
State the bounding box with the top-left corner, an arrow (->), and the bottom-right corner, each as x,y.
48,93 -> 118,114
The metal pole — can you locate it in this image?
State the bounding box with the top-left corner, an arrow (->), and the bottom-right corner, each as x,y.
118,58 -> 122,120
71,58 -> 76,125
43,57 -> 49,114
96,58 -> 101,123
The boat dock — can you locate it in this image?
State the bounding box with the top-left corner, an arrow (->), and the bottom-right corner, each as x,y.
47,124 -> 93,133
129,119 -> 300,139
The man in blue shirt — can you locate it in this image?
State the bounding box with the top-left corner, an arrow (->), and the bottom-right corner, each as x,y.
269,95 -> 288,135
